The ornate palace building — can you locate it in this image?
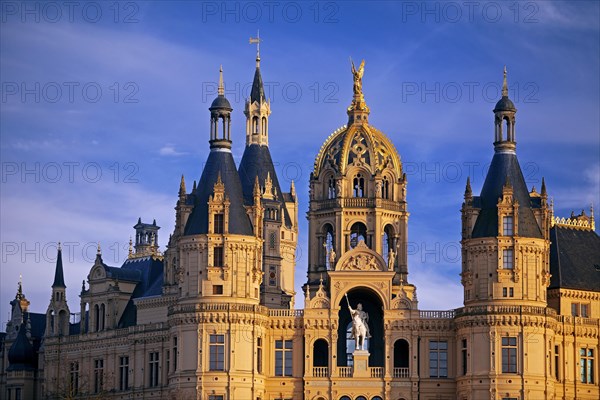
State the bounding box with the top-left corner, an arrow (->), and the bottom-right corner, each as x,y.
1,53 -> 598,400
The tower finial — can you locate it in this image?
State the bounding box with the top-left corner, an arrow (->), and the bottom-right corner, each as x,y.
502,65 -> 508,97
97,242 -> 101,256
249,30 -> 261,67
218,65 -> 224,96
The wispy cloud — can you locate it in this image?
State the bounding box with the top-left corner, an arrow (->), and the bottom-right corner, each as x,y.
159,144 -> 187,157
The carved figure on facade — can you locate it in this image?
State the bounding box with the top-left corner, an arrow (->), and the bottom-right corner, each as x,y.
345,294 -> 370,351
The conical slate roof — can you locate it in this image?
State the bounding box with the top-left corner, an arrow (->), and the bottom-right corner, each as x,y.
52,247 -> 65,288
471,151 -> 542,238
7,323 -> 36,371
184,150 -> 254,236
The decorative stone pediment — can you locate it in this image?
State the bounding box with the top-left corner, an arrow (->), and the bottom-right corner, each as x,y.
336,241 -> 386,272
308,277 -> 330,309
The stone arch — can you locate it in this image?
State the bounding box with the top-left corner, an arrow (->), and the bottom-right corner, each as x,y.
337,286 -> 384,367
393,338 -> 410,369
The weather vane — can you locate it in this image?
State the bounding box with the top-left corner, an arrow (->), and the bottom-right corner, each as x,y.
249,30 -> 261,61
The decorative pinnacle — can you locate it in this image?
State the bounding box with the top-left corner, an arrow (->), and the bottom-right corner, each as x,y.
218,65 -> 224,96
249,30 -> 261,67
97,242 -> 101,256
179,174 -> 186,195
502,65 -> 508,97
128,237 -> 133,258
541,177 -> 547,197
18,274 -> 23,296
464,176 -> 472,197
57,241 -> 62,251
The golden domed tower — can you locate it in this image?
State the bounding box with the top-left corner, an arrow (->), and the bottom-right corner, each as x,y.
306,59 -> 409,294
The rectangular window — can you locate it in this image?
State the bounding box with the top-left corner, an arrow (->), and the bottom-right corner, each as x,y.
69,361 -> 79,395
208,396 -> 224,400
257,337 -> 263,374
502,337 -> 518,373
461,339 -> 468,375
213,285 -> 223,295
503,287 -> 507,297
429,340 -> 448,378
501,398 -> 518,400
554,345 -> 560,381
94,359 -> 104,394
572,303 -> 580,316
580,348 -> 594,384
14,389 -> 20,400
503,249 -> 514,269
503,216 -> 514,236
509,287 -> 514,297
214,213 -> 224,234
275,339 -> 293,376
6,389 -> 10,400
149,351 -> 160,387
213,246 -> 223,267
166,350 -> 170,375
581,304 -> 589,318
119,356 -> 129,391
173,337 -> 178,372
209,334 -> 225,371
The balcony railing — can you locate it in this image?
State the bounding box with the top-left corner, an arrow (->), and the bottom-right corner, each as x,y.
393,367 -> 410,378
419,310 -> 455,319
338,367 -> 352,377
268,309 -> 304,317
313,367 -> 328,377
370,367 -> 384,378
311,197 -> 404,212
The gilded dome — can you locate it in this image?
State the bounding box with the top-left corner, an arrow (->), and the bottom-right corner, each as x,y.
313,123 -> 402,179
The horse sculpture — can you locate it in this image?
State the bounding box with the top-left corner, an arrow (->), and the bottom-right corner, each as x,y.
346,294 -> 370,351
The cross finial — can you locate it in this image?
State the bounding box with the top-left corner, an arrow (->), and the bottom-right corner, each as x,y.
502,65 -> 508,97
218,65 -> 224,96
249,30 -> 261,67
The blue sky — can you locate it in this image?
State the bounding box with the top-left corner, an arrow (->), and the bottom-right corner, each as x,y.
1,1 -> 599,326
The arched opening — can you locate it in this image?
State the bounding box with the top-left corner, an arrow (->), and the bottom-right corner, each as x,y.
350,222 -> 367,248
394,339 -> 410,375
323,224 -> 335,269
382,224 -> 395,268
313,339 -> 328,367
94,304 -> 100,332
382,176 -> 390,199
58,310 -> 68,336
100,303 -> 106,331
356,397 -> 367,400
337,287 -> 384,367
261,117 -> 267,136
49,310 -> 55,335
371,397 -> 383,400
353,173 -> 365,197
339,397 -> 351,400
252,116 -> 259,134
327,176 -> 336,199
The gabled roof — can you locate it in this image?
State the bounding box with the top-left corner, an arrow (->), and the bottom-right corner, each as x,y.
549,226 -> 600,292
184,150 -> 253,236
238,144 -> 292,228
471,151 -> 542,238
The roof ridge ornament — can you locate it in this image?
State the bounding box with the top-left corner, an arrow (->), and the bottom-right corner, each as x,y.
249,30 -> 261,67
502,65 -> 508,97
218,65 -> 224,96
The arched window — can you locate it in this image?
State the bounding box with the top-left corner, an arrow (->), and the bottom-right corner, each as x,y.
371,397 -> 383,400
261,117 -> 267,135
328,176 -> 336,199
382,176 -> 390,199
100,303 -> 106,331
394,339 -> 410,371
339,397 -> 351,400
353,173 -> 365,197
350,222 -> 367,248
382,225 -> 395,266
252,116 -> 259,134
313,339 -> 328,367
323,224 -> 335,269
94,304 -> 100,332
356,397 -> 367,400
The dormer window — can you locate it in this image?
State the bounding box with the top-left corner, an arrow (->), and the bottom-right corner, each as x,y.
503,216 -> 513,236
214,213 -> 224,234
353,174 -> 365,197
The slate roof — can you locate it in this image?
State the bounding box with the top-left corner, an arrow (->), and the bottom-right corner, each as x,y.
471,151 -> 542,238
549,226 -> 600,292
238,144 -> 292,228
184,150 -> 254,236
7,323 -> 36,371
52,248 -> 65,288
250,65 -> 265,103
117,256 -> 164,328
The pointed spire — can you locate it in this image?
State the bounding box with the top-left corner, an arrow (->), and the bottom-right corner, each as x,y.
464,176 -> 472,199
541,177 -> 547,197
290,180 -> 296,198
502,65 -> 508,97
218,65 -> 224,96
179,174 -> 186,193
253,175 -> 261,197
128,237 -> 133,258
52,244 -> 66,288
